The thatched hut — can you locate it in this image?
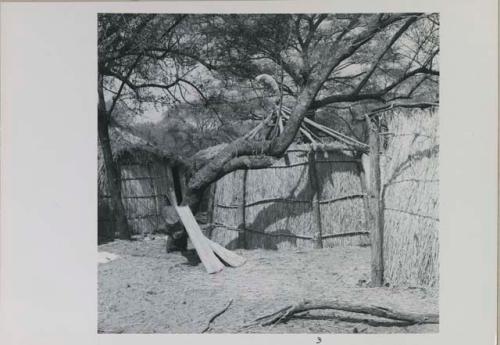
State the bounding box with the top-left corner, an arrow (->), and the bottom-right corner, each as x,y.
99,108 -> 439,287
98,127 -> 186,241
210,143 -> 371,250
209,108 -> 439,288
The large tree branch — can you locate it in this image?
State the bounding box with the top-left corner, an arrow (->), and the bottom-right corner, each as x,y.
311,66 -> 438,109
353,16 -> 418,95
310,15 -> 438,110
303,14 -> 328,51
312,15 -> 412,95
278,56 -> 304,86
221,155 -> 278,175
311,93 -> 384,109
244,299 -> 439,329
178,78 -> 209,102
186,14 -> 416,195
169,49 -> 217,70
186,139 -> 273,192
132,80 -> 180,90
107,54 -> 143,115
156,15 -> 188,48
175,14 -> 437,209
365,102 -> 439,118
379,66 -> 439,94
294,14 -> 305,51
101,66 -> 183,100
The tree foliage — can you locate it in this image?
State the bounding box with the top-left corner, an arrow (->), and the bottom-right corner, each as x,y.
98,13 -> 439,210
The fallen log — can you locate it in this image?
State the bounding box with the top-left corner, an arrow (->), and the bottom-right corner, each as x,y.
245,299 -> 438,328
292,312 -> 414,327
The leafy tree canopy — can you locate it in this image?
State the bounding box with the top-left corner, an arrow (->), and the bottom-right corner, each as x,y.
98,13 -> 439,208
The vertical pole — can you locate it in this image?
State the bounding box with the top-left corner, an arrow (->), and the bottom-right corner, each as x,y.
237,170 -> 248,249
365,115 -> 384,287
148,164 -> 161,233
178,167 -> 187,204
308,148 -> 323,249
206,183 -> 217,239
358,158 -> 370,240
207,183 -> 216,224
118,166 -> 130,237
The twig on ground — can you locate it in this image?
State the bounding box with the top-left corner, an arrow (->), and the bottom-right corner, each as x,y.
201,299 -> 233,333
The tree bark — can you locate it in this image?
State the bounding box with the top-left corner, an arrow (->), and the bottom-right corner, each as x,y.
98,76 -> 130,240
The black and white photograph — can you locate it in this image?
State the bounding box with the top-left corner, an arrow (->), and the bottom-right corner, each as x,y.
97,13 -> 440,334
1,0 -> 499,344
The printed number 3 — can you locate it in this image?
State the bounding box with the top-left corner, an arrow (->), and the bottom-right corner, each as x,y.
316,336 -> 322,344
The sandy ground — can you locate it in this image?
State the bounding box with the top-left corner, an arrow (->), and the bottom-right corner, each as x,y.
98,238 -> 438,334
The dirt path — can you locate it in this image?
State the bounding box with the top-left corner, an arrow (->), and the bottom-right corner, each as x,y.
98,238 -> 438,334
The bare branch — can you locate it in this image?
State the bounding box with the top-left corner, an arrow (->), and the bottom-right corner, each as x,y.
108,54 -> 143,115
366,102 -> 439,118
353,16 -> 418,94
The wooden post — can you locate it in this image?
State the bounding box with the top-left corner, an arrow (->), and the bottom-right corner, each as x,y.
178,166 -> 187,204
308,148 -> 323,249
207,183 -> 216,224
205,183 -> 217,239
364,116 -> 384,287
237,170 -> 248,249
148,164 -> 161,233
357,159 -> 370,240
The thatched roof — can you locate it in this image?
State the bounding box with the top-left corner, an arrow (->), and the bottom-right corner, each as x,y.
98,127 -> 187,194
106,126 -> 184,166
114,145 -> 180,166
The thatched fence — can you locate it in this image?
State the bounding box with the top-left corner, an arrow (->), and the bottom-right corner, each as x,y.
98,111 -> 438,287
211,144 -> 371,250
98,148 -> 177,240
210,110 -> 439,287
381,110 -> 439,287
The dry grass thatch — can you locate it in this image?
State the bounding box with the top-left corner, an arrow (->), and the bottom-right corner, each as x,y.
99,157 -> 175,237
212,110 -> 439,288
381,109 -> 439,287
212,144 -> 370,250
99,112 -> 439,287
98,127 -> 180,239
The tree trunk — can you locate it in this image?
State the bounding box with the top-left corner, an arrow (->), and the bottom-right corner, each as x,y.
98,81 -> 130,240
182,19 -> 404,215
